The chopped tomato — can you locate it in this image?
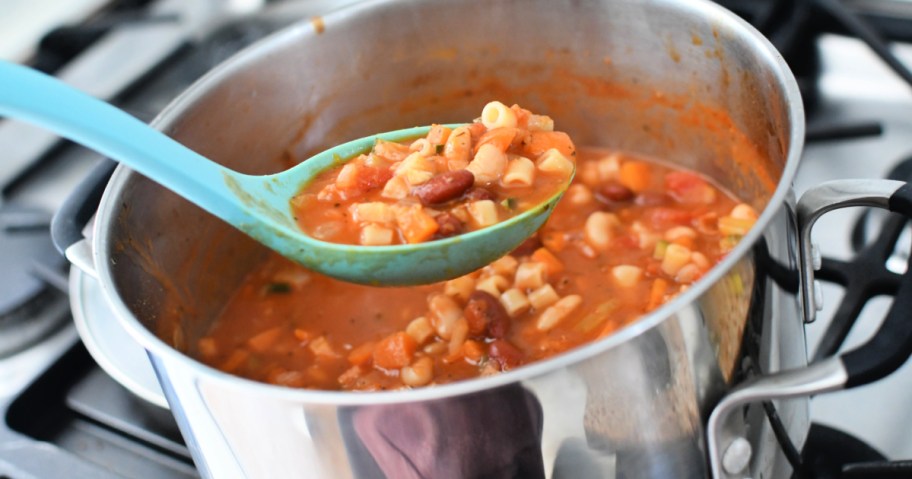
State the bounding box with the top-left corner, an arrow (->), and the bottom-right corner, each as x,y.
373,332 -> 417,370
336,164 -> 392,197
645,207 -> 693,229
611,233 -> 640,250
665,171 -> 716,204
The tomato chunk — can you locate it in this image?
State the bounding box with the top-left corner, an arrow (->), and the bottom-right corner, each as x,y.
665,171 -> 716,204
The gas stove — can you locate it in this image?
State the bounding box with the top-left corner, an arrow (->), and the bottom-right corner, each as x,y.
1,1 -> 912,478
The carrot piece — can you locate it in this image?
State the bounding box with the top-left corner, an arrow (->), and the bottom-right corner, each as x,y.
348,341 -> 376,366
531,247 -> 564,275
540,231 -> 566,252
522,131 -> 575,159
373,332 -> 417,370
427,125 -> 452,146
247,327 -> 283,353
463,339 -> 485,364
398,206 -> 440,244
647,278 -> 669,311
619,161 -> 652,192
474,127 -> 518,154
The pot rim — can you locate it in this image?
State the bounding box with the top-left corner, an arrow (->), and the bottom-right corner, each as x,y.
92,0 -> 805,406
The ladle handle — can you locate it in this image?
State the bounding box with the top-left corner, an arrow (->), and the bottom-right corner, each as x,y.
0,61 -> 245,228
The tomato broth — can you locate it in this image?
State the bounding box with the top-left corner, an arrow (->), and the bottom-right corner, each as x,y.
191,146 -> 756,391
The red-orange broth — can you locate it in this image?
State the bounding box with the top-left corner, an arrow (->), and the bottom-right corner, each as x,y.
190,147 -> 758,391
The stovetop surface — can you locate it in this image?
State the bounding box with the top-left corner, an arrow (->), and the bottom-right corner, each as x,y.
3,2 -> 912,478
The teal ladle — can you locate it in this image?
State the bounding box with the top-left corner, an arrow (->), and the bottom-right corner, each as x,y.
0,61 -> 570,286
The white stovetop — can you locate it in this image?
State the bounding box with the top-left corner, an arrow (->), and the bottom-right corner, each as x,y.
0,0 -> 109,62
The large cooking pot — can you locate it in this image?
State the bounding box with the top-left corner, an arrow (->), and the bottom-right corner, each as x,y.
51,0 -> 912,478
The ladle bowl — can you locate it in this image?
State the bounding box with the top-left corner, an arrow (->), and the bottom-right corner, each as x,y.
0,61 -> 570,285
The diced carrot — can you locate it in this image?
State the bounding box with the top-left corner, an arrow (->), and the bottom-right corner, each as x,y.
463,340 -> 485,364
246,327 -> 283,353
531,247 -> 564,275
348,341 -> 376,366
647,278 -> 669,311
373,332 -> 417,370
474,127 -> 523,154
522,131 -> 575,159
427,125 -> 452,146
541,231 -> 566,252
619,161 -> 652,192
398,206 -> 440,244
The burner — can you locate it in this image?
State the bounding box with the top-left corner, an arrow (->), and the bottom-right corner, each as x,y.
715,0 -> 912,115
813,155 -> 912,360
713,0 -> 822,110
799,424 -> 886,479
0,204 -> 69,356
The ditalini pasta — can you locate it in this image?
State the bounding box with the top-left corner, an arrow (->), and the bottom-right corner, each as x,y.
291,102 -> 576,245
188,133 -> 759,391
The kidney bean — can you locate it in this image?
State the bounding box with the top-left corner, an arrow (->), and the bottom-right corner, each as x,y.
433,212 -> 463,239
464,290 -> 510,338
488,339 -> 524,370
463,187 -> 496,202
595,181 -> 635,203
412,170 -> 474,205
510,234 -> 542,257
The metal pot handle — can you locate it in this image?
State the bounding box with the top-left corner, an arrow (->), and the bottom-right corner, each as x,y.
49,158 -> 116,277
708,179 -> 912,478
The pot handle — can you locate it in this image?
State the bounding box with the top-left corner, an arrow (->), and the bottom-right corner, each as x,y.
708,179 -> 912,478
50,158 -> 117,277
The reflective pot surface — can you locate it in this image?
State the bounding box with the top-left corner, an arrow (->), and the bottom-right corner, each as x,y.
88,0 -> 806,477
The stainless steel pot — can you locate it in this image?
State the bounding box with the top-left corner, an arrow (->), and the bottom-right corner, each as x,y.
53,0 -> 912,478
